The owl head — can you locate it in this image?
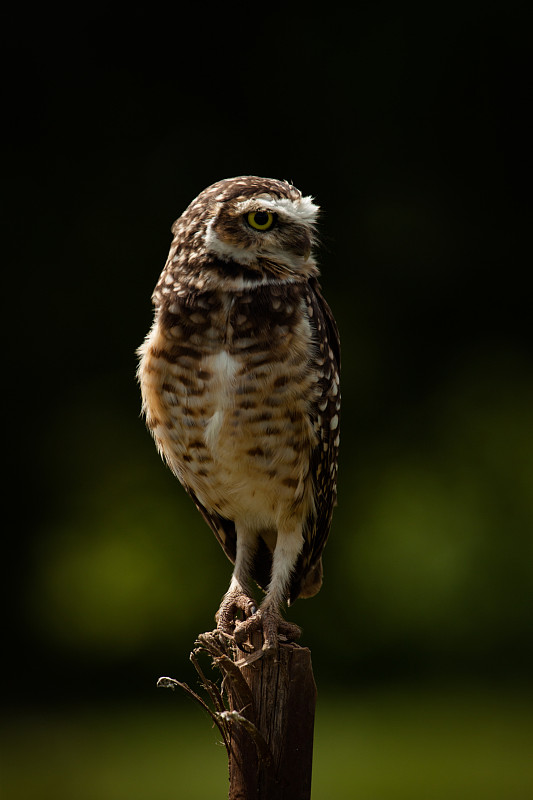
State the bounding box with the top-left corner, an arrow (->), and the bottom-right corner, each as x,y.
160,176 -> 320,293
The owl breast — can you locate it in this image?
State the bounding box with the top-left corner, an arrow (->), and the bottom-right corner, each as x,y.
139,283 -> 320,529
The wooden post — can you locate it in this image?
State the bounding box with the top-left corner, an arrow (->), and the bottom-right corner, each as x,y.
158,630 -> 317,799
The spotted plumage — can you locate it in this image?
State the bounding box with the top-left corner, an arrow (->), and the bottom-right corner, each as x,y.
138,176 -> 340,654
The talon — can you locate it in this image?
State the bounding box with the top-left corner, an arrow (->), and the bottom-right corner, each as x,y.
233,633 -> 255,654
215,589 -> 257,636
233,607 -> 301,654
234,611 -> 262,651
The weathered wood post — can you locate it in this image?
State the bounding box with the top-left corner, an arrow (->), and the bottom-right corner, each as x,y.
158,629 -> 317,799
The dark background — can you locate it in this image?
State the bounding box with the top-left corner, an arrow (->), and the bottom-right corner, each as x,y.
3,2 -> 532,711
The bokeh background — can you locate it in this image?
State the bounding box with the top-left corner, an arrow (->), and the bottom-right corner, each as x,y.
3,4 -> 532,797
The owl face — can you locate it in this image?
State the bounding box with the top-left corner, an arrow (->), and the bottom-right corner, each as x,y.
205,181 -> 319,269
163,177 -> 320,294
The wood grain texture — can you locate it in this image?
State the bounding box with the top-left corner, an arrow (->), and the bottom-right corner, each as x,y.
180,631 -> 316,799
227,632 -> 317,799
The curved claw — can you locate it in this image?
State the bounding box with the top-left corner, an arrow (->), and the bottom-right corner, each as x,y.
215,590 -> 257,637
234,608 -> 301,654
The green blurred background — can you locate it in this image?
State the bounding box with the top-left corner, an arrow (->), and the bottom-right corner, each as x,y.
3,4 -> 532,797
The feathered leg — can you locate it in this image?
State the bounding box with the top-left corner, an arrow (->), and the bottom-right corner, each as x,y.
234,524 -> 303,653
216,529 -> 257,634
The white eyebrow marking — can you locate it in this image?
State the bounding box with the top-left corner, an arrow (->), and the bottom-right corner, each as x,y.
236,194 -> 319,225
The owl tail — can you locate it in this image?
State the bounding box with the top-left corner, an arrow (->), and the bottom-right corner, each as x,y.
291,558 -> 323,604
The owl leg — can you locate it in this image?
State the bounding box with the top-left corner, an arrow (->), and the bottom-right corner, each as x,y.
215,530 -> 257,635
234,526 -> 303,653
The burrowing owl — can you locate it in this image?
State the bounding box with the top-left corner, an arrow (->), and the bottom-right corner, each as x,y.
138,176 -> 340,654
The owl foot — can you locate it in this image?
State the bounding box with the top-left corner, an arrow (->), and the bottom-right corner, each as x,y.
215,589 -> 257,636
233,607 -> 301,654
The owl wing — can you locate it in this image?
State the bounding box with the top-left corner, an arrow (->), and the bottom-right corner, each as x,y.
183,486 -> 237,564
289,277 -> 341,603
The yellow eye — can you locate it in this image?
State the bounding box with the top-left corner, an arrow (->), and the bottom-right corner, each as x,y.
246,210 -> 275,231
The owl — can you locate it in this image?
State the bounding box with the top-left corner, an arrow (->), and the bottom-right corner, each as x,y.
137,176 -> 340,655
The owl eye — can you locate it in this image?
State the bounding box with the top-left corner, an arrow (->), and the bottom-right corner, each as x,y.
246,210 -> 276,231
